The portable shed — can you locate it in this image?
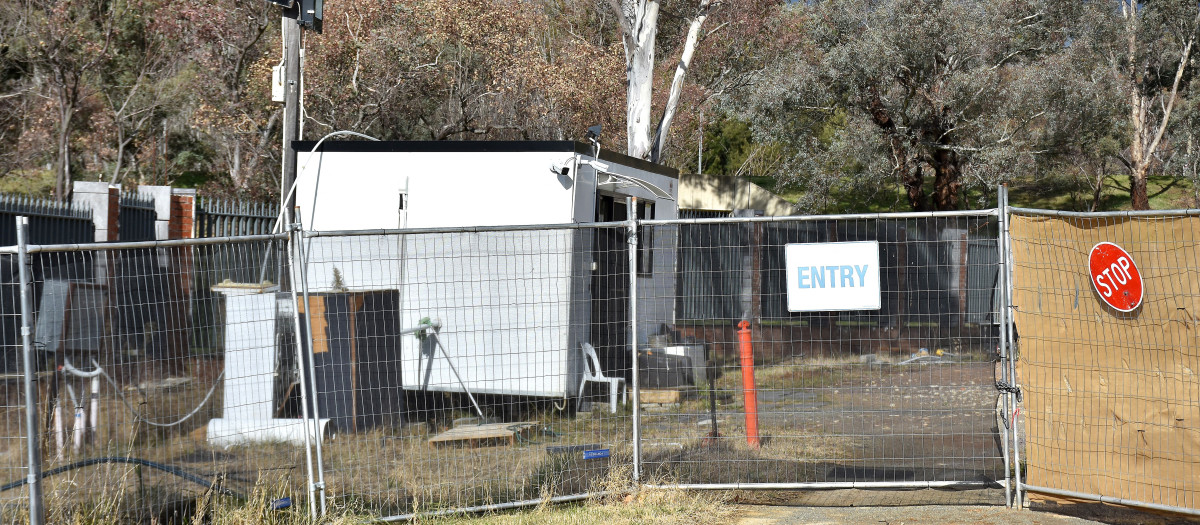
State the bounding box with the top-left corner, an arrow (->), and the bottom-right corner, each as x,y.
291,141 -> 678,401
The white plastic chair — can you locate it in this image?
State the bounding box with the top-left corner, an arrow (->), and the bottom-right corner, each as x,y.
578,342 -> 626,413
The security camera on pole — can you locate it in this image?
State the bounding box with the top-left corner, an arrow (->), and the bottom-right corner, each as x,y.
263,0 -> 321,230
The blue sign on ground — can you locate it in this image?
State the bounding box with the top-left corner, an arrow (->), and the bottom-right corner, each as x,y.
582,448 -> 610,460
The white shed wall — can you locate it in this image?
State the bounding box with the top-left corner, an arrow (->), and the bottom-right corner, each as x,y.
291,145 -> 678,397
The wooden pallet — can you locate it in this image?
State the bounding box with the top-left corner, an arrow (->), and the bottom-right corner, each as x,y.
639,387 -> 696,405
427,421 -> 539,448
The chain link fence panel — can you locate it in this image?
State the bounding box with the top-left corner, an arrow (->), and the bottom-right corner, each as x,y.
636,214 -> 1008,505
0,249 -> 33,522
0,235 -> 312,523
297,226 -> 635,519
10,204 -> 1200,520
1010,210 -> 1200,516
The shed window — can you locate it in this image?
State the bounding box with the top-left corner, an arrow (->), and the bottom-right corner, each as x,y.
637,201 -> 654,275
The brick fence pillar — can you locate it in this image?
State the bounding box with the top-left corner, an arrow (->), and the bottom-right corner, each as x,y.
169,190 -> 196,239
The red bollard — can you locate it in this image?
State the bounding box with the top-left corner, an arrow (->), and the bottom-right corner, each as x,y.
738,320 -> 760,448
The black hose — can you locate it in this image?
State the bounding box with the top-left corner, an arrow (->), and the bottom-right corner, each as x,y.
0,457 -> 245,499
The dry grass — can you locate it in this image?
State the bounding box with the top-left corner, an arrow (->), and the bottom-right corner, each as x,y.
0,350 -> 999,522
318,406 -> 636,516
414,488 -> 734,525
0,388 -> 640,522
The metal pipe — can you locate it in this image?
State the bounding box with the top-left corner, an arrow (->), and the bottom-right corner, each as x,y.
301,221 -> 630,238
0,209 -> 993,256
60,359 -> 102,378
294,221 -> 328,516
398,322 -> 439,335
628,199 -> 641,484
64,382 -> 83,452
644,481 -> 1000,490
61,358 -> 103,446
1004,188 -> 1024,509
16,216 -> 45,525
1008,207 -> 1200,218
996,186 -> 1013,508
294,211 -> 1004,240
737,320 -> 760,448
643,209 -> 1001,225
1022,484 -> 1200,518
431,334 -> 486,420
376,491 -> 606,522
285,227 -> 319,521
88,375 -> 99,449
52,393 -> 63,460
0,232 -> 289,255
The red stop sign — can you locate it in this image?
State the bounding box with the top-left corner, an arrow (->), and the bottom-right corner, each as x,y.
1089,242 -> 1143,312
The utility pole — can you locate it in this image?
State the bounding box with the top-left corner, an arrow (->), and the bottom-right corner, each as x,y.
281,17 -> 302,224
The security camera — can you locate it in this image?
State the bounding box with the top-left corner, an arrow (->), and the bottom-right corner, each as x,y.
550,158 -> 573,177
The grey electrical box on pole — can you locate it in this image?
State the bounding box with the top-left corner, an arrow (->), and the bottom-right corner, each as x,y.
263,0 -> 323,32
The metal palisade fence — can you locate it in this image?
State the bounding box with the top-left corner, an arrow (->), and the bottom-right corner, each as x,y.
194,197 -> 278,239
1,191 -> 1199,522
0,195 -> 93,247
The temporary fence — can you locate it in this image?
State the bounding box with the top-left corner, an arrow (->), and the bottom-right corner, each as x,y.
1,195 -> 1198,522
0,223 -> 294,523
296,225 -> 634,520
1008,207 -> 1200,517
638,210 -> 1009,507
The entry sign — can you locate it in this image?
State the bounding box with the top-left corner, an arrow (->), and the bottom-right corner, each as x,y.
785,241 -> 881,312
1088,242 -> 1143,312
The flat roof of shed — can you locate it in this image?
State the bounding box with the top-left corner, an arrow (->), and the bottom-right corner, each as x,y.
290,140 -> 678,179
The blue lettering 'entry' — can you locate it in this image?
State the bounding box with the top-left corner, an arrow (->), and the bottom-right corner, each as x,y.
796,263 -> 873,290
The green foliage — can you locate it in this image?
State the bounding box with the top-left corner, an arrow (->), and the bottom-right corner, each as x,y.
1,0 -> 1198,212
696,115 -> 753,175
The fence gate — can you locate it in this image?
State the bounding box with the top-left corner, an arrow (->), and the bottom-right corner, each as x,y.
1008,207 -> 1200,516
635,211 -> 1012,505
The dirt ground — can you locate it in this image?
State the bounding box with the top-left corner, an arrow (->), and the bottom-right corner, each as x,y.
733,504 -> 1102,525
640,353 -> 1005,491
726,489 -> 1200,525
732,502 -> 1200,525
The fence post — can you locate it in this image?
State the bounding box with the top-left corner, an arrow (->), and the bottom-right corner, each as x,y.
285,225 -> 319,521
294,223 -> 327,516
996,188 -> 1013,508
628,198 -> 641,485
1000,186 -> 1024,508
16,216 -> 45,525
